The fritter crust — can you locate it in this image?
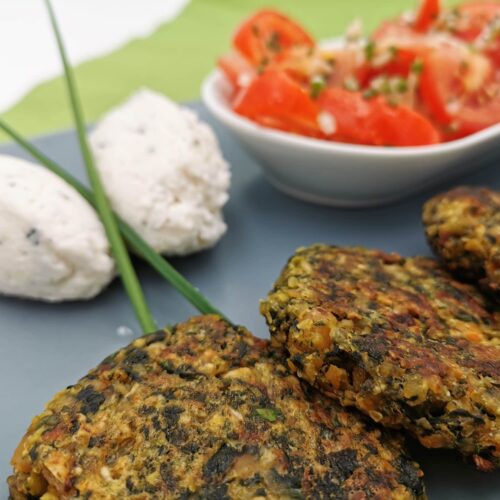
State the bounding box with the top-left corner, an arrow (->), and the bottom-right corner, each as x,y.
423,186 -> 500,300
261,245 -> 500,471
8,315 -> 424,500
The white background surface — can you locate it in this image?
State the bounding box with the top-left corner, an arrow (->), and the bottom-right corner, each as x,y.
0,0 -> 189,113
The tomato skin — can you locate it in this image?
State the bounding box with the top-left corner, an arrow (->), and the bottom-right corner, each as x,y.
484,41 -> 500,67
369,98 -> 440,146
449,98 -> 500,138
233,70 -> 321,137
419,50 -> 459,125
318,89 -> 375,144
419,43 -> 500,138
218,52 -> 256,90
319,89 -> 439,146
414,0 -> 441,32
233,9 -> 314,67
440,84 -> 500,140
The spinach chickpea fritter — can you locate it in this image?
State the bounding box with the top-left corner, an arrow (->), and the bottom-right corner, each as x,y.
261,245 -> 500,472
423,186 -> 500,301
8,315 -> 425,500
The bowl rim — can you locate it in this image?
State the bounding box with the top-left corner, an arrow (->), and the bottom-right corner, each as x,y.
201,69 -> 500,158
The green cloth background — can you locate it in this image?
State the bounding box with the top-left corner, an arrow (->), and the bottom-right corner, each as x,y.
0,0 -> 460,141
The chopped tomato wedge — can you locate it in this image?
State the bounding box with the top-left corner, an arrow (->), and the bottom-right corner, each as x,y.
449,3 -> 500,41
419,43 -> 500,139
420,49 -> 464,125
450,95 -> 500,138
218,52 -> 256,90
368,98 -> 440,146
319,89 -> 439,146
420,45 -> 494,126
414,0 -> 441,32
233,70 -> 321,137
445,3 -> 500,65
318,89 -> 377,144
233,9 -> 314,67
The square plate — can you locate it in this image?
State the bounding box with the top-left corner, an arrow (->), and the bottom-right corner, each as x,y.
1,103 -> 499,499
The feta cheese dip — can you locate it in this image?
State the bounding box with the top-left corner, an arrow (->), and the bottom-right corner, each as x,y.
0,155 -> 115,302
90,89 -> 231,256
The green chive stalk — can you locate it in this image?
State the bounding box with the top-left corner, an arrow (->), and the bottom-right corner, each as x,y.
0,118 -> 225,319
44,0 -> 156,333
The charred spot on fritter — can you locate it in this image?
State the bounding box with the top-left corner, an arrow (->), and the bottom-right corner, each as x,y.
203,444 -> 244,480
8,315 -> 424,499
75,386 -> 106,415
124,348 -> 150,365
261,245 -> 500,470
395,456 -> 426,496
162,406 -> 184,428
423,186 -> 500,301
327,449 -> 359,481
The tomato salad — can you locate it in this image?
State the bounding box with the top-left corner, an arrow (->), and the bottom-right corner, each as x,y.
218,1 -> 500,147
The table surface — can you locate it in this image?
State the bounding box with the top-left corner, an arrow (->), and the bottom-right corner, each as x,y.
1,103 -> 499,499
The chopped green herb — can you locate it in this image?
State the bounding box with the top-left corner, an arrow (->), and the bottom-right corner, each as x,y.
363,88 -> 379,99
364,40 -> 376,62
411,59 -> 424,75
460,59 -> 470,72
386,96 -> 399,107
343,76 -> 360,92
257,57 -> 270,74
455,311 -> 476,323
380,79 -> 391,94
285,489 -> 305,500
389,46 -> 398,58
39,415 -> 60,429
255,408 -> 282,422
371,77 -> 391,95
396,79 -> 409,93
267,31 -> 282,52
310,75 -> 326,99
161,361 -> 175,373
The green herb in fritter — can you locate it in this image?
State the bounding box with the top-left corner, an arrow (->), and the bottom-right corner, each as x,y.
255,407 -> 282,422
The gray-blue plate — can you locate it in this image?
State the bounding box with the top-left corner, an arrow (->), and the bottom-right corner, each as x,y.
1,103 -> 499,499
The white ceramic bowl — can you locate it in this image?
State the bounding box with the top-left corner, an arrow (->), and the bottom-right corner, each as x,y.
202,70 -> 500,207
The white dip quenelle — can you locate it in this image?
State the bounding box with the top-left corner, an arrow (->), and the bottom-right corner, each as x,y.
0,155 -> 115,302
90,89 -> 230,256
